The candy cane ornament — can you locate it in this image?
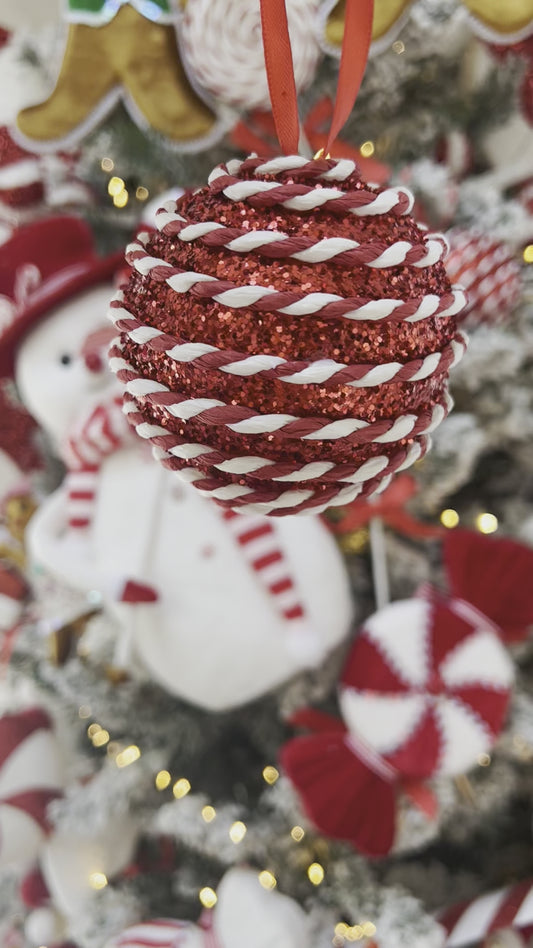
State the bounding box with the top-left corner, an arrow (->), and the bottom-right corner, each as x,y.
440,881 -> 533,947
0,708 -> 63,872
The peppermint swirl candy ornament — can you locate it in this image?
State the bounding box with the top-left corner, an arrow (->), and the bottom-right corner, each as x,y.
339,592 -> 514,780
110,154 -> 467,517
180,0 -> 321,110
282,586 -> 514,857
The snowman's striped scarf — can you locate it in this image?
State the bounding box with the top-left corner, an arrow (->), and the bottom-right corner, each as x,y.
61,400 -> 309,637
222,508 -> 308,638
62,395 -> 131,529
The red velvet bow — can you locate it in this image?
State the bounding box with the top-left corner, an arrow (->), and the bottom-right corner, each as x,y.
444,529 -> 533,643
323,474 -> 443,540
231,98 -> 390,184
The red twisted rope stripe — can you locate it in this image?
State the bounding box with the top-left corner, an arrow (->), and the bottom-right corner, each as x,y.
232,155 -> 354,180
126,247 -> 458,323
124,399 -> 429,486
111,300 -> 464,388
155,449 -> 369,516
158,216 -> 445,269
111,345 -> 448,445
208,170 -> 413,216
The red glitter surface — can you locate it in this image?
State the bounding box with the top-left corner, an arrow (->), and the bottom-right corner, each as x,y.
118,157 -> 461,511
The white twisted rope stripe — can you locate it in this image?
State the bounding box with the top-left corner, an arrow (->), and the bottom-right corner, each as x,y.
228,155 -> 359,181
155,204 -> 448,269
120,387 -> 402,515
126,239 -> 467,324
207,156 -> 416,217
180,0 -> 320,110
122,396 -> 429,485
110,340 -> 452,444
110,293 -> 467,388
152,443 -> 376,515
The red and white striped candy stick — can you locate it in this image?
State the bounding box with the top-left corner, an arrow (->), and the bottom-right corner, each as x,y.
440,881 -> 533,947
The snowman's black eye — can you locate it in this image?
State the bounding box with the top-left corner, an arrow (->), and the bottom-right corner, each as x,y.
60,354 -> 72,366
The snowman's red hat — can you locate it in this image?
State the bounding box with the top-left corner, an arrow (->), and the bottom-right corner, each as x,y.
0,216 -> 124,375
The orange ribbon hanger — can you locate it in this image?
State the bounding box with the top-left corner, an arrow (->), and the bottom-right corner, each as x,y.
259,0 -> 374,156
231,98 -> 391,182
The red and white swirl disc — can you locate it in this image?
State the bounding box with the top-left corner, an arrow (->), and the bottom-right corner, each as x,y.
339,592 -> 514,779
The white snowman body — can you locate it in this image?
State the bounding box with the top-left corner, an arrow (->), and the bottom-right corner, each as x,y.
16,287 -> 354,710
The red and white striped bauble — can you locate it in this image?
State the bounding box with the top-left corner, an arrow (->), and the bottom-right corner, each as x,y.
106,919 -> 199,948
445,229 -> 522,326
0,708 -> 63,872
180,0 -> 321,111
0,126 -> 43,222
440,880 -> 533,947
339,591 -> 514,779
109,154 -> 467,517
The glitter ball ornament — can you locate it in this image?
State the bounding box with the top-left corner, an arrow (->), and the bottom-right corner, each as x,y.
445,229 -> 522,326
109,155 -> 467,516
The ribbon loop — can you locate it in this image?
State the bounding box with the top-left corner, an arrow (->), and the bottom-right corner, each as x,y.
260,0 -> 374,157
259,0 -> 300,156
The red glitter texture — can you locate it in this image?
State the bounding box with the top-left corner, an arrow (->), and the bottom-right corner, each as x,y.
118,156 -> 463,514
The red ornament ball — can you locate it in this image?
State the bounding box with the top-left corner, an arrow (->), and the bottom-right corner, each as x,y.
445,229 -> 522,326
110,155 -> 467,516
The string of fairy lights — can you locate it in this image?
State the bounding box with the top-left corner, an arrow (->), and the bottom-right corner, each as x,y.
78,715 -> 378,944
101,157 -> 150,209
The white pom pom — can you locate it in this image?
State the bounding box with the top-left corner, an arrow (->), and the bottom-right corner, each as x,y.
24,907 -> 63,947
180,0 -> 321,110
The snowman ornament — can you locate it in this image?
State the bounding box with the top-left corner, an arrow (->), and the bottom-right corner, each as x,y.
2,217 -> 354,711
